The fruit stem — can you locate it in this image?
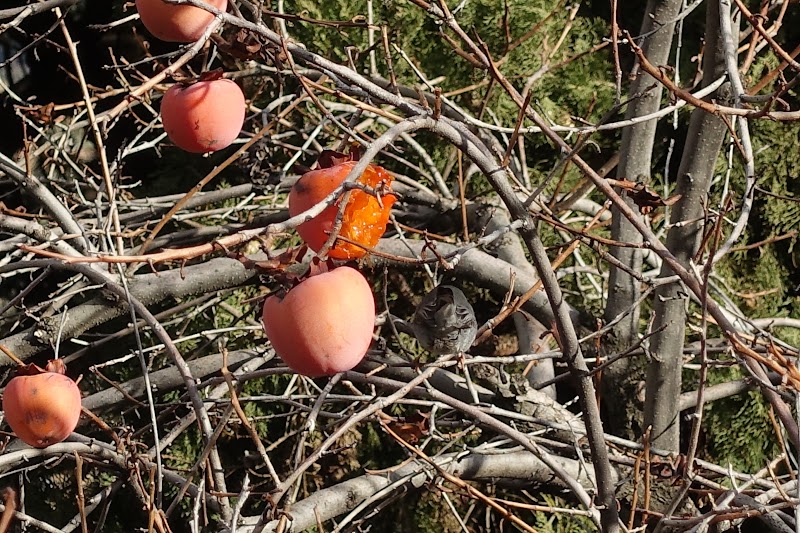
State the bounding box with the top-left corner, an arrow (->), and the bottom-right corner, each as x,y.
45,359 -> 68,375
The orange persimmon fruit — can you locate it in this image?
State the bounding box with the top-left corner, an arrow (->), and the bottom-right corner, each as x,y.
2,360 -> 82,448
160,76 -> 246,153
261,266 -> 375,377
288,153 -> 395,260
136,0 -> 228,43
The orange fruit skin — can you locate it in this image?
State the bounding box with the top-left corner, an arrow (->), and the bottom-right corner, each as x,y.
262,267 -> 376,377
136,0 -> 228,43
161,79 -> 246,153
288,161 -> 395,259
3,372 -> 82,448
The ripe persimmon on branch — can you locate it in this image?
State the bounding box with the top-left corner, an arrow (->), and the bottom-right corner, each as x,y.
2,1 -> 800,532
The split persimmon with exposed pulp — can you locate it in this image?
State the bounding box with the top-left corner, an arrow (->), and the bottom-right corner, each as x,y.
288,151 -> 395,260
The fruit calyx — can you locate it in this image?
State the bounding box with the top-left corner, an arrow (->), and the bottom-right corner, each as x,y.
198,69 -> 226,83
265,256 -> 338,303
316,145 -> 362,169
169,68 -> 226,89
13,359 -> 67,378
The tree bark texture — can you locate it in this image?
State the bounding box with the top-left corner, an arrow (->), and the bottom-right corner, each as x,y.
605,0 -> 684,349
602,0 -> 684,441
644,0 -> 733,452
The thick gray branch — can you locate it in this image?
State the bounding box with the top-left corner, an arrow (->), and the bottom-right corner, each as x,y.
239,450 -> 610,532
0,151 -> 91,253
374,239 -> 587,330
82,348 -> 265,412
605,0 -> 684,352
645,0 -> 732,452
482,209 -> 556,398
0,256 -> 256,363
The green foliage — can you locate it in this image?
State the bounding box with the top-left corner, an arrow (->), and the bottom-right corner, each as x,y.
747,119 -> 800,238
240,374 -> 294,438
23,465 -> 78,526
166,427 -> 203,472
710,116 -> 800,347
702,366 -> 781,474
531,493 -> 597,532
405,489 -> 466,533
285,0 -> 614,188
357,422 -> 396,469
745,49 -> 781,94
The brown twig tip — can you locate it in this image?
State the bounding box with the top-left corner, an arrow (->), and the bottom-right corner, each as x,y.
0,346 -> 24,367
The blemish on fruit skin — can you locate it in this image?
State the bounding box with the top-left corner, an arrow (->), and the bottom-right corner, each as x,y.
26,411 -> 49,425
293,180 -> 309,194
200,137 -> 221,150
160,79 -> 245,153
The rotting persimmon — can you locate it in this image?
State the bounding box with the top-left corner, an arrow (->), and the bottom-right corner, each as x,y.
160,75 -> 246,153
261,266 -> 375,377
288,151 -> 395,260
2,360 -> 82,448
135,0 -> 228,43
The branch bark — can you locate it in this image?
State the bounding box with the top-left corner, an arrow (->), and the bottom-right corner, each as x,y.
483,208 -> 556,398
645,0 -> 733,452
239,450 -> 610,532
0,256 -> 256,362
605,0 -> 683,350
602,0 -> 685,440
